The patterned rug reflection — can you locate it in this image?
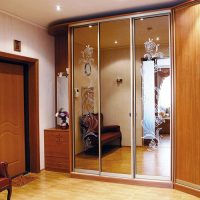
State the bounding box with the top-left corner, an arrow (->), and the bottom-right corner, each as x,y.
12,174 -> 38,187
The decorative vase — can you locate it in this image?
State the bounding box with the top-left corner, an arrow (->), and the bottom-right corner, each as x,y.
60,122 -> 69,129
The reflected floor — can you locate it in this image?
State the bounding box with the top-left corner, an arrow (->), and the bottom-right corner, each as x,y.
75,134 -> 170,176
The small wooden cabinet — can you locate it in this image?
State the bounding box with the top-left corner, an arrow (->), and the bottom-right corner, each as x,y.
44,128 -> 70,172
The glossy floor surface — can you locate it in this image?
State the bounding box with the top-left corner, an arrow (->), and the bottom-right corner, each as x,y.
75,134 -> 170,177
0,171 -> 199,200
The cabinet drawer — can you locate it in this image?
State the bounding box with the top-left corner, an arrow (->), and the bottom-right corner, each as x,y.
44,131 -> 68,144
44,131 -> 69,158
45,156 -> 69,172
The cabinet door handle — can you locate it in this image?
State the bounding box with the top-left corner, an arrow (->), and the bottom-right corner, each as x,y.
55,134 -> 64,143
55,137 -> 60,143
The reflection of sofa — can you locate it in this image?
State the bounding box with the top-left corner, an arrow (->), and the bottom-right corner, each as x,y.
80,113 -> 122,151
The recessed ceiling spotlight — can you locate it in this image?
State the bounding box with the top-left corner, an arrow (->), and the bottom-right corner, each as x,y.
140,18 -> 144,21
56,5 -> 61,11
89,25 -> 92,28
114,40 -> 118,44
156,37 -> 160,41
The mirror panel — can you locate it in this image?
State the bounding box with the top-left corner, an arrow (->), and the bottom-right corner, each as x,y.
100,19 -> 131,175
134,15 -> 171,179
57,76 -> 69,127
72,13 -> 172,180
73,24 -> 99,172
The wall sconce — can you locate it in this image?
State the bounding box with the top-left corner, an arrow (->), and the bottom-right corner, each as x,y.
116,77 -> 123,84
74,88 -> 79,98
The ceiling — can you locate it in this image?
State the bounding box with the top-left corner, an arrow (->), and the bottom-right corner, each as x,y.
74,16 -> 169,48
0,0 -> 186,28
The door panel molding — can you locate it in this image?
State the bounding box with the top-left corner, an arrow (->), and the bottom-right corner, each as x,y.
0,63 -> 25,176
0,51 -> 40,173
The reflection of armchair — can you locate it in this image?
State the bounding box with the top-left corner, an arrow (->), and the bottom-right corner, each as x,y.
0,162 -> 12,200
157,118 -> 170,134
80,113 -> 122,151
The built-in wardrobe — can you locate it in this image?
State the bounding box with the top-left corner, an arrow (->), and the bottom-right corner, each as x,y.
174,2 -> 200,196
71,11 -> 172,182
49,0 -> 200,197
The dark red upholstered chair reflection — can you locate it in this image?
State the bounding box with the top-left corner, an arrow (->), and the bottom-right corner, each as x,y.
80,113 -> 122,151
0,162 -> 12,200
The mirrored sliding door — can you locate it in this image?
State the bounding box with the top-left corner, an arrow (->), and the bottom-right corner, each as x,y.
134,15 -> 171,180
72,11 -> 172,181
100,19 -> 132,175
73,24 -> 100,172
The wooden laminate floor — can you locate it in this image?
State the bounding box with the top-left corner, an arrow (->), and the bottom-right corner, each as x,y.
75,135 -> 170,177
0,171 -> 198,200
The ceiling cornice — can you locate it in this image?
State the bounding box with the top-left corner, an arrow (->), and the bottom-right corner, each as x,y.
48,0 -> 190,35
0,9 -> 47,30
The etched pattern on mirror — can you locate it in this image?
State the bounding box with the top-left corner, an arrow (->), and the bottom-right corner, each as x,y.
135,15 -> 171,179
73,24 -> 99,172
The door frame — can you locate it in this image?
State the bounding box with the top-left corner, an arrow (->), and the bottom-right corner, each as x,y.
0,51 -> 40,173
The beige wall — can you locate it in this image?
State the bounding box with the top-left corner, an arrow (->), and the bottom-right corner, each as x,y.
0,11 -> 55,169
101,47 -> 131,146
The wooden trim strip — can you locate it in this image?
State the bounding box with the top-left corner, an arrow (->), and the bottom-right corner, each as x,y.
171,9 -> 176,184
174,183 -> 200,198
0,51 -> 38,63
68,26 -> 73,173
28,61 -> 40,172
70,172 -> 173,189
176,179 -> 200,190
172,0 -> 200,10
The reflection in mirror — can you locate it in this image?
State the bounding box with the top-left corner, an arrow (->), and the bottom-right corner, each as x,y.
100,19 -> 131,175
135,15 -> 171,179
57,75 -> 69,128
73,24 -> 99,172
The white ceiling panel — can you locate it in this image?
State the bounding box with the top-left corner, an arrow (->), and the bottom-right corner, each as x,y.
0,0 -> 186,28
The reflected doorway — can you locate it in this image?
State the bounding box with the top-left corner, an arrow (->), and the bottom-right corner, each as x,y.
135,15 -> 171,179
